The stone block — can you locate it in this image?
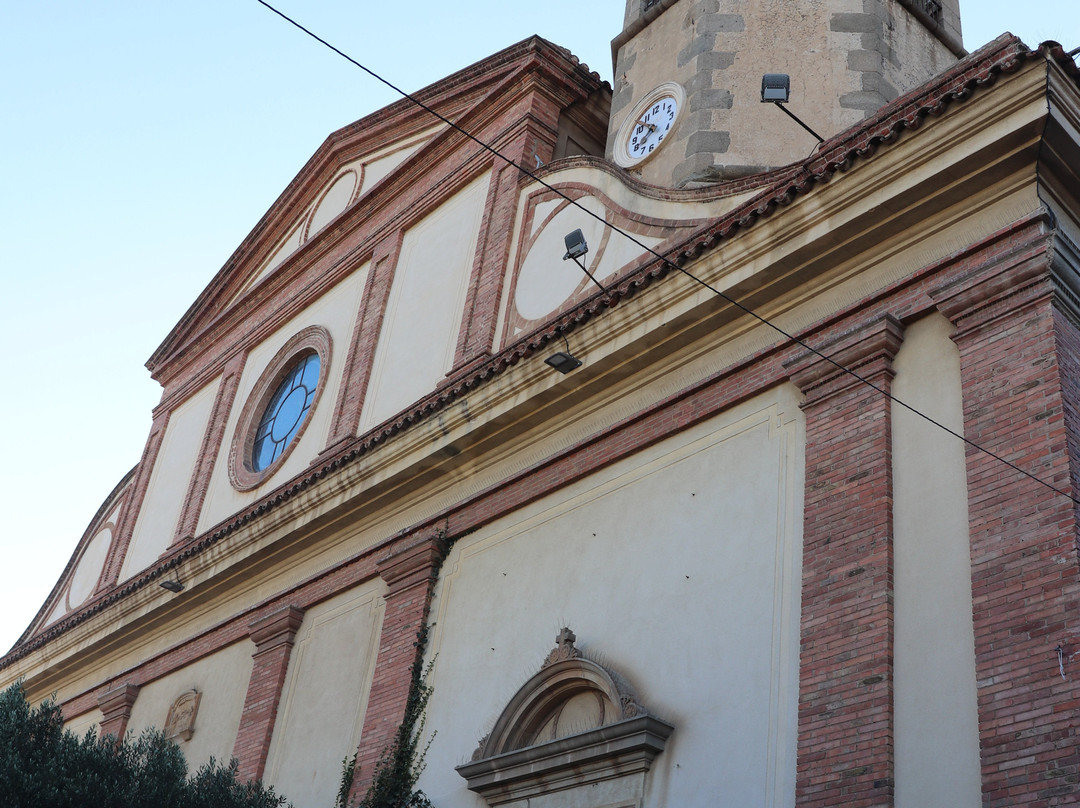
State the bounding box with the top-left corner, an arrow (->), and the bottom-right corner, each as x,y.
848,48 -> 883,72
677,33 -> 717,67
688,88 -> 733,112
839,89 -> 888,113
830,12 -> 881,34
696,13 -> 746,34
696,50 -> 736,71
685,129 -> 731,156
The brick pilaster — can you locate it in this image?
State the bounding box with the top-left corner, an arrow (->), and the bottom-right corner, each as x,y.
173,352 -> 247,545
96,682 -> 140,741
450,139 -> 531,374
98,411 -> 171,589
232,605 -> 305,781
320,232 -> 403,457
931,238 -> 1080,805
347,532 -> 448,804
786,314 -> 904,808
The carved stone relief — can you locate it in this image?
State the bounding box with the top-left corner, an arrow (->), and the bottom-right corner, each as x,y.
164,689 -> 201,743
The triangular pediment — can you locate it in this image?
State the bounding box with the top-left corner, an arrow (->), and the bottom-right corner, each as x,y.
147,36 -> 601,384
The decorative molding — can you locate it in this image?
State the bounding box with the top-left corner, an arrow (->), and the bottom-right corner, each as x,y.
174,352 -> 247,544
929,233 -> 1054,337
457,715 -> 674,806
320,231 -> 402,456
376,532 -> 450,594
99,413 -> 171,589
458,628 -> 672,806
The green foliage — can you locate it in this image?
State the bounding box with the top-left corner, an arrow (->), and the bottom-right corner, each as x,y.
335,752 -> 357,808
337,628 -> 435,808
0,681 -> 290,808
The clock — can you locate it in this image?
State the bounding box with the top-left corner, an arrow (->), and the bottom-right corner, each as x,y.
614,82 -> 685,168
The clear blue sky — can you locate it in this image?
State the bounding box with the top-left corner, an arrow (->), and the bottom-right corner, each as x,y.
0,1 -> 1076,653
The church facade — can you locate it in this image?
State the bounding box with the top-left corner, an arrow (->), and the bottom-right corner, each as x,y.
4,2 -> 1080,806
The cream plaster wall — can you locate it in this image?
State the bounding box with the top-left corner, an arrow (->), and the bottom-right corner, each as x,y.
125,640 -> 253,771
358,127 -> 441,194
119,378 -> 221,582
418,385 -> 805,807
892,313 -> 981,807
67,526 -> 112,607
197,267 -> 369,533
360,172 -> 491,432
63,707 -> 102,739
263,582 -> 384,808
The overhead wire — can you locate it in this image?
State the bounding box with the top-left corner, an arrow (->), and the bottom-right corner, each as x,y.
254,0 -> 1080,509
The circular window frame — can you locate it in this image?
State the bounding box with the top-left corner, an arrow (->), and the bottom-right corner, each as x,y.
229,326 -> 332,492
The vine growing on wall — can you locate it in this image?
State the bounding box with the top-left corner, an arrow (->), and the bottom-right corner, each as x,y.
335,627 -> 437,808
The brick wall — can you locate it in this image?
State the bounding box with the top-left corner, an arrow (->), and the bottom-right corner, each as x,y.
787,315 -> 904,807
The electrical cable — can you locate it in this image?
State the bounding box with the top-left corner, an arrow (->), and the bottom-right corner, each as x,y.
254,0 -> 1080,509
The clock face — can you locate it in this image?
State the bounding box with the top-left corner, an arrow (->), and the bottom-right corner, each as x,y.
626,95 -> 678,162
613,82 -> 685,169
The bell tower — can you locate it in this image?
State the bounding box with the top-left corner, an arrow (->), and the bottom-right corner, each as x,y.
607,0 -> 964,189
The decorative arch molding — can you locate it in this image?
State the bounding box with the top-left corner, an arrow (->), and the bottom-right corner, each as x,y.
456,628 -> 674,807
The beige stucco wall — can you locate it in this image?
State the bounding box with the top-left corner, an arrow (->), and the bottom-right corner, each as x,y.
892,313 -> 981,807
124,640 -> 253,771
119,378 -> 221,581
263,582 -> 385,808
197,266 -> 369,533
67,527 -> 113,608
63,707 -> 102,739
360,172 -> 491,431
417,384 -> 805,807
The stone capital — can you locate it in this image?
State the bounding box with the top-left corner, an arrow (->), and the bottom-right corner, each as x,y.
784,314 -> 904,407
96,682 -> 140,723
377,532 -> 450,595
247,604 -> 305,655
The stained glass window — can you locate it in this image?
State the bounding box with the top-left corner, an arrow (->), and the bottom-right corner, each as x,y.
251,352 -> 321,472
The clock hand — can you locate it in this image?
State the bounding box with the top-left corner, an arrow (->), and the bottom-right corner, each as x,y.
636,117 -> 657,133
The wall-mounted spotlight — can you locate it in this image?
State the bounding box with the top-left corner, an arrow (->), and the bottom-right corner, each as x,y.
159,579 -> 184,593
562,230 -> 606,294
761,73 -> 824,144
545,333 -> 582,374
564,229 -> 589,261
544,351 -> 582,374
761,73 -> 790,103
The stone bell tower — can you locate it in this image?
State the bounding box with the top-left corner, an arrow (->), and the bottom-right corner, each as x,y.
607,0 -> 964,188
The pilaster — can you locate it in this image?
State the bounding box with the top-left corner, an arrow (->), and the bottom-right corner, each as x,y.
173,352 -> 246,544
232,605 -> 306,781
320,231 -> 403,456
98,411 -> 170,589
930,236 -> 1080,804
96,682 -> 140,741
347,532 -> 449,804
786,314 -> 904,808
